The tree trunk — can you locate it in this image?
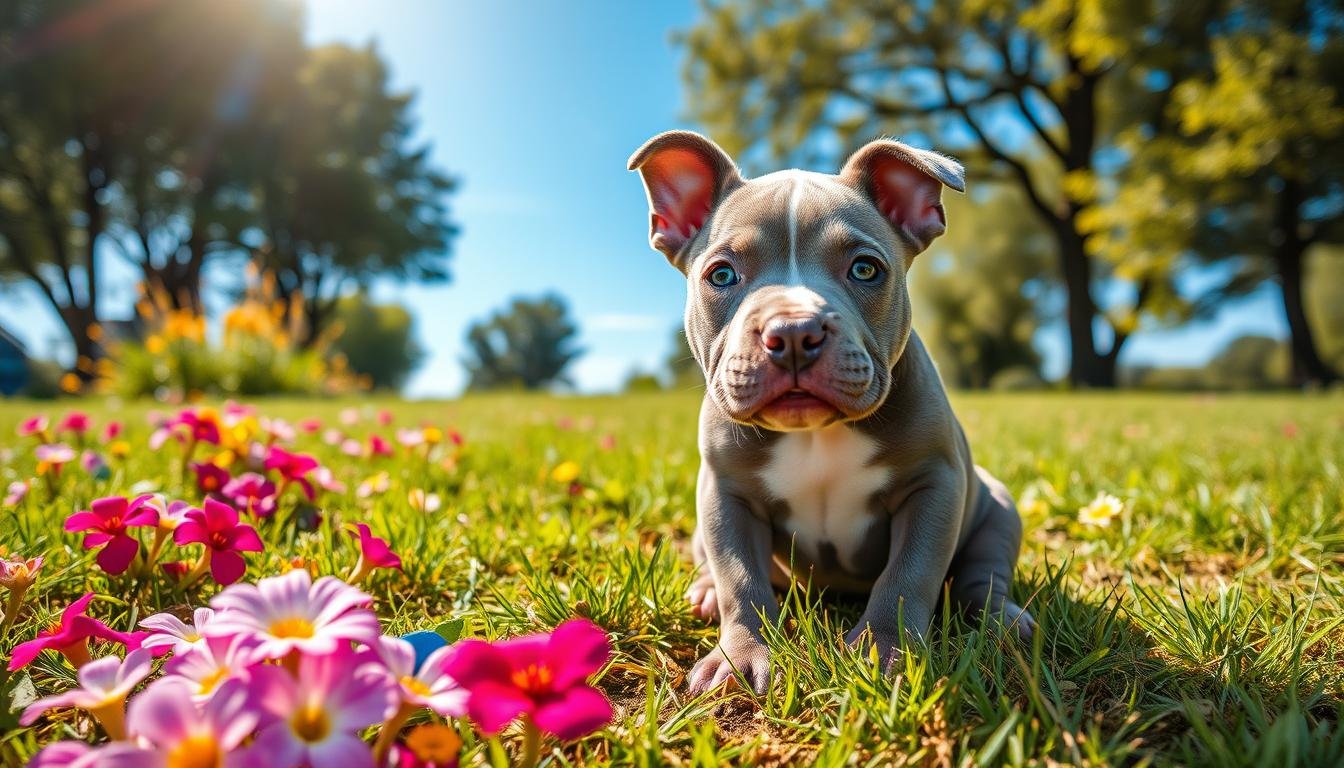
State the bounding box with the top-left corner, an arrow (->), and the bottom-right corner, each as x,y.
1275,180 -> 1339,387
1054,221 -> 1113,387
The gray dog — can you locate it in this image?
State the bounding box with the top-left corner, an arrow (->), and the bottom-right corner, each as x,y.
628,131 -> 1034,695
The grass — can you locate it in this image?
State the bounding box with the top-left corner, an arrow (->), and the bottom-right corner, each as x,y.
1,391 -> 1342,766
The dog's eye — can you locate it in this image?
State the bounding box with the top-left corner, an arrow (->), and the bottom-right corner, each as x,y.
706,264 -> 739,288
848,256 -> 883,283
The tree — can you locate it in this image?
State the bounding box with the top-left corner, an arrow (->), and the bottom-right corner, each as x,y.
681,0 -> 1225,387
911,183 -> 1054,388
1087,4 -> 1344,386
462,294 -> 583,391
1304,246 -> 1344,373
329,293 -> 425,391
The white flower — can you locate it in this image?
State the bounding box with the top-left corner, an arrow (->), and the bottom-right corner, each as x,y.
408,488 -> 441,513
21,650 -> 152,725
1079,492 -> 1125,527
140,607 -> 216,655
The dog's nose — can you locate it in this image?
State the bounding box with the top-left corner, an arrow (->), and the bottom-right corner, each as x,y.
761,315 -> 826,372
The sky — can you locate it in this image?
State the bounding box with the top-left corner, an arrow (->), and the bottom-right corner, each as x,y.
0,0 -> 1290,396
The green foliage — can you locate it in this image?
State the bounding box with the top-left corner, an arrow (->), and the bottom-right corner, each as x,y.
109,336 -> 327,399
1305,246 -> 1344,371
463,294 -> 584,391
330,294 -> 425,391
1,391 -> 1342,765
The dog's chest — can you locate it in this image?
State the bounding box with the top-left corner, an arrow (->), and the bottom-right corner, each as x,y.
758,425 -> 891,571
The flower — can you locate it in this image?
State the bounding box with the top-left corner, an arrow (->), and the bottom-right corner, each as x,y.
161,634 -> 261,700
1079,492 -> 1125,527
26,741 -> 105,768
313,466 -> 347,494
248,647 -> 393,768
299,418 -> 323,433
150,407 -> 223,449
443,618 -> 612,739
340,407 -> 360,426
18,415 -> 49,439
393,725 -> 463,768
80,450 -> 109,479
190,461 -> 232,495
7,593 -> 140,670
221,472 -> 279,518
103,421 -> 123,441
259,417 -> 296,444
264,446 -> 320,500
35,443 -> 77,475
64,494 -> 159,574
174,499 -> 264,585
139,607 -> 216,655
369,435 -> 394,457
407,489 -> 441,513
346,523 -> 402,584
204,569 -> 382,661
367,636 -> 466,717
118,676 -> 258,768
396,428 -> 426,448
21,649 -> 153,739
3,479 -> 29,507
357,472 -> 390,499
341,438 -> 364,457
0,554 -> 44,592
550,461 -> 581,484
58,411 -> 92,437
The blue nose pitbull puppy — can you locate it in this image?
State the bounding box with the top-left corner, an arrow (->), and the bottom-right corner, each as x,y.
628,131 -> 1034,695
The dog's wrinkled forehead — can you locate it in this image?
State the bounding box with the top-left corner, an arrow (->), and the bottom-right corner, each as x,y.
698,170 -> 900,275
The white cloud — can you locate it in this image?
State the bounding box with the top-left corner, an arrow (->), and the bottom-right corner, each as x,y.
584,313 -> 668,332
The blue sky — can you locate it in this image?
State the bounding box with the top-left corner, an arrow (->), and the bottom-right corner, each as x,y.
0,0 -> 1288,395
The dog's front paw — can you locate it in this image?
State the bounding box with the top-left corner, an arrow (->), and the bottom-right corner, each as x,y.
845,624 -> 904,670
688,634 -> 771,695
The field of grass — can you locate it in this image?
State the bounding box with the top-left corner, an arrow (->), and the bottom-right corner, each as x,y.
1,392 -> 1342,767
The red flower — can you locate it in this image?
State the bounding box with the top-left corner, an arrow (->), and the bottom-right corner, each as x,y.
7,593 -> 138,670
190,461 -> 232,495
369,434 -> 395,458
442,619 -> 612,740
58,411 -> 92,436
64,495 -> 159,574
264,446 -> 320,500
174,499 -> 264,585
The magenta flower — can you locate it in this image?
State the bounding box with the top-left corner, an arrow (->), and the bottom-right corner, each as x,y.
27,741 -> 105,768
190,461 -> 232,495
7,593 -> 137,670
346,523 -> 402,584
21,649 -> 152,738
442,619 -> 613,739
139,606 -> 216,655
367,636 -> 466,717
113,676 -> 258,768
299,418 -> 323,434
58,411 -> 92,437
174,499 -> 263,585
221,472 -> 279,518
369,435 -> 394,458
102,421 -> 123,441
264,446 -> 320,500
247,647 -> 393,768
64,494 -> 158,574
150,407 -> 223,449
204,569 -> 382,661
18,415 -> 49,439
162,634 -> 261,700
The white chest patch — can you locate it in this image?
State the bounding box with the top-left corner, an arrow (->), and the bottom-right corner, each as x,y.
759,424 -> 891,571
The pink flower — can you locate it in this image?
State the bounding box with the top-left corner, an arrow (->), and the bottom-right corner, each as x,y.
58,411 -> 92,436
139,607 -> 216,655
102,421 -> 123,441
341,438 -> 364,457
190,461 -> 232,495
247,647 -> 393,768
174,499 -> 264,585
203,569 -> 382,661
313,466 -> 347,494
18,415 -> 49,439
369,434 -> 394,457
8,593 -> 137,670
221,472 -> 279,518
324,428 -> 346,446
35,443 -> 77,474
264,446 -> 320,500
114,676 -> 258,768
161,634 -> 261,700
21,649 -> 152,730
0,554 -> 44,591
79,450 -> 108,477
27,741 -> 103,768
64,494 -> 159,574
3,479 -> 29,507
299,418 -> 323,434
396,428 -> 425,448
260,417 -> 296,444
442,619 -> 613,740
150,407 -> 222,449
366,636 -> 466,717
346,523 -> 401,584
378,409 -> 394,426
340,407 -> 360,426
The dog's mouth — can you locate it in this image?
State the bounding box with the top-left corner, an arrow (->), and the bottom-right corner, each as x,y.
752,387 -> 844,429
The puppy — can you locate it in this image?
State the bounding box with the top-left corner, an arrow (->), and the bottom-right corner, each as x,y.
628,131 -> 1034,694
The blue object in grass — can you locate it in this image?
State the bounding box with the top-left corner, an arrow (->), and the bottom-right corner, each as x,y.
401,630 -> 447,672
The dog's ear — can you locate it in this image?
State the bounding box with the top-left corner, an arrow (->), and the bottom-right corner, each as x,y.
628,131 -> 743,270
840,139 -> 965,256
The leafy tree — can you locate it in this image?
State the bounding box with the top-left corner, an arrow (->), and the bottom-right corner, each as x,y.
462,294 -> 583,391
681,0 -> 1225,387
329,293 -> 425,391
1304,246 -> 1344,372
911,183 -> 1053,388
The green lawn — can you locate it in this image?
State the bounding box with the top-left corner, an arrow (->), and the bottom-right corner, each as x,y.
2,392 -> 1342,766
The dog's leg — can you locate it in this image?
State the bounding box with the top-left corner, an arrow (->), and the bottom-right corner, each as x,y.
947,468 -> 1035,639
686,527 -> 719,621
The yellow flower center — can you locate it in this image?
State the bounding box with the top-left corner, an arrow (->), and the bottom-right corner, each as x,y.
510,663 -> 553,692
269,617 -> 315,639
400,675 -> 432,697
166,735 -> 221,768
197,667 -> 229,696
406,724 -> 463,762
290,704 -> 330,743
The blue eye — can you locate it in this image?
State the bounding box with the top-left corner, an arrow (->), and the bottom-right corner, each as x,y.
849,256 -> 883,283
707,264 -> 739,287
